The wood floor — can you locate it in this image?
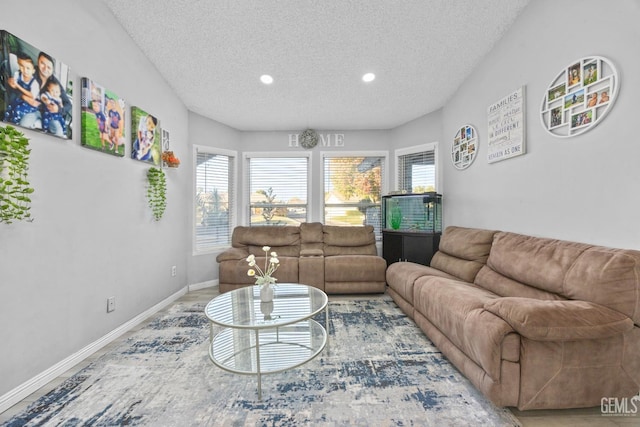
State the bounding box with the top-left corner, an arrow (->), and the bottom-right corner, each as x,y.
1,287 -> 637,426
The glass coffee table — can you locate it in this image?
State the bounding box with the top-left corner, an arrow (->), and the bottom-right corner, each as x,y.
204,283 -> 329,399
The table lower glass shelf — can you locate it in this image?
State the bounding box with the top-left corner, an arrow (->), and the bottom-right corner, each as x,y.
209,319 -> 327,376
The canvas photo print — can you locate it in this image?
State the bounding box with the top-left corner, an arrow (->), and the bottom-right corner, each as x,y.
0,30 -> 72,139
80,78 -> 125,156
131,106 -> 160,165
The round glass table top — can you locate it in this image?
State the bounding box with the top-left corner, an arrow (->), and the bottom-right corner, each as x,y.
204,283 -> 328,329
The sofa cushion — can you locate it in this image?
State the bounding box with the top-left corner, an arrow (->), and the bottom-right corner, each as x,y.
486,232 -> 590,295
300,222 -> 324,242
413,276 -> 514,380
218,256 -> 300,285
216,247 -> 249,262
564,247 -> 640,326
474,265 -> 567,301
231,225 -> 301,257
323,225 -> 377,256
430,226 -> 497,282
324,255 -> 386,283
386,262 -> 457,306
300,222 -> 324,253
485,297 -> 634,341
484,231 -> 640,325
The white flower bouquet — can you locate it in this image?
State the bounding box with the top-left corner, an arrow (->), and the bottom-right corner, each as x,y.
247,246 -> 280,285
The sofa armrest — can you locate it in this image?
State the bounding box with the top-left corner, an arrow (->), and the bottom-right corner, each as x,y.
484,297 -> 633,341
301,248 -> 324,257
216,247 -> 250,262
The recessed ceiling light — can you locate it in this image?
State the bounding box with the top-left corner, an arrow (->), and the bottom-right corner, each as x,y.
260,74 -> 274,84
362,73 -> 376,83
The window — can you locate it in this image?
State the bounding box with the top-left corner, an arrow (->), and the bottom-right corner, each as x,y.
245,154 -> 309,226
194,146 -> 235,253
396,143 -> 438,193
322,152 -> 387,239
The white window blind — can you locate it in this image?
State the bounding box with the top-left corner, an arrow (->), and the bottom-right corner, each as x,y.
195,148 -> 234,252
323,155 -> 385,239
247,156 -> 308,226
398,149 -> 436,193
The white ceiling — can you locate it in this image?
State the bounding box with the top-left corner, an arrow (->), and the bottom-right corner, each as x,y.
101,0 -> 530,131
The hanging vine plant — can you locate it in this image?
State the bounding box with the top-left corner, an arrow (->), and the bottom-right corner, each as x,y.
146,167 -> 167,221
0,125 -> 34,224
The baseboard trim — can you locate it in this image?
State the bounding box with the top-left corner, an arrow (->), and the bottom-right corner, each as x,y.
0,286 -> 188,414
188,279 -> 218,292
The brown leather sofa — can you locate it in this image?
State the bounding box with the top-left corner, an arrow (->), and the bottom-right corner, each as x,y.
386,226 -> 640,410
217,222 -> 387,294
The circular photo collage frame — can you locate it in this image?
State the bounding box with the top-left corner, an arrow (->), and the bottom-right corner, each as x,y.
451,125 -> 478,170
540,56 -> 618,138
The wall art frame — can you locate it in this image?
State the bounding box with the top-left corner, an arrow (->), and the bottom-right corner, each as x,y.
451,124 -> 478,170
80,77 -> 126,156
540,56 -> 618,138
487,86 -> 526,164
0,30 -> 73,140
131,106 -> 161,165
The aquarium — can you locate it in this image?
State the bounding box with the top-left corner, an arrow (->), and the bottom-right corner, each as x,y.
382,192 -> 442,233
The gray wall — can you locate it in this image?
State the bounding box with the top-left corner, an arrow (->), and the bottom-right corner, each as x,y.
0,0 -> 190,395
187,112 -> 239,285
438,0 -> 640,248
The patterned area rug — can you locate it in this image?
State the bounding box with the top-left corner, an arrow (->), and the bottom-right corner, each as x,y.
5,295 -> 520,426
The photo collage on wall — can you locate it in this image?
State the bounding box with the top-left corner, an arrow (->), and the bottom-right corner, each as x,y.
540,56 -> 618,138
451,124 -> 477,170
0,30 -> 73,139
1,29 -> 171,167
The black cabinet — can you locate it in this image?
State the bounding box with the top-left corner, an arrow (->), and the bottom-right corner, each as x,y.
382,230 -> 441,266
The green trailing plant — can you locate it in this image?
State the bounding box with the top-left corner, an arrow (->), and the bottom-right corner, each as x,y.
146,167 -> 167,221
0,125 -> 34,224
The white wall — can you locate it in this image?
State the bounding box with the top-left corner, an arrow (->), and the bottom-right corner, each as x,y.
0,0 -> 190,396
396,0 -> 640,250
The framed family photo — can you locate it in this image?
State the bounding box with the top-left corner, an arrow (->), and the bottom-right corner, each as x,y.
0,30 -> 72,139
451,124 -> 478,170
540,56 -> 619,138
80,78 -> 126,156
131,106 -> 161,165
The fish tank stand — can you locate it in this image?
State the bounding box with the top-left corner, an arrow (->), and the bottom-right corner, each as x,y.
381,193 -> 442,266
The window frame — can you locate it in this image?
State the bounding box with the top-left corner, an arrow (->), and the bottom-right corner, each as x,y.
192,145 -> 237,255
321,150 -> 389,238
394,142 -> 439,193
243,151 -> 312,226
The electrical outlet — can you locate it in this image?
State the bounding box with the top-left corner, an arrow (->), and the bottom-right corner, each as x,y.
107,296 -> 115,313
171,266 -> 177,277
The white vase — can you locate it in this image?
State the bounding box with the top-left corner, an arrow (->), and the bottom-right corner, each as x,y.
260,283 -> 274,302
260,301 -> 274,320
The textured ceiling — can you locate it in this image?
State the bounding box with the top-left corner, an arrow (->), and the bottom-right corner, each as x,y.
101,0 -> 530,131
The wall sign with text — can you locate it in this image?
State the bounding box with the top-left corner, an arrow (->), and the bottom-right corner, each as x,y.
487,86 -> 526,164
451,125 -> 477,170
540,56 -> 618,138
288,132 -> 345,148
